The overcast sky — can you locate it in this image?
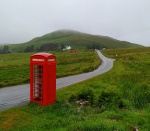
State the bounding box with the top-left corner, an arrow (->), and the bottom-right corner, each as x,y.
0,0 -> 150,46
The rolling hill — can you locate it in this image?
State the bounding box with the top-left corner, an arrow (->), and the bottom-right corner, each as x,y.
8,29 -> 143,52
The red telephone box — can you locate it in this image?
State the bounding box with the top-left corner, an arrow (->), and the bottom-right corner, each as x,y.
30,53 -> 56,106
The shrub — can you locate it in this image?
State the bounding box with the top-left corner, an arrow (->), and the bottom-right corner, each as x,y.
97,90 -> 124,109
69,88 -> 94,105
77,88 -> 94,105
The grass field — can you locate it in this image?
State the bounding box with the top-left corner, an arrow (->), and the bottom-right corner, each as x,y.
0,47 -> 150,130
0,50 -> 100,88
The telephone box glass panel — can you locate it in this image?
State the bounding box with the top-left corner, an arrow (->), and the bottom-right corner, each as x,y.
33,65 -> 44,102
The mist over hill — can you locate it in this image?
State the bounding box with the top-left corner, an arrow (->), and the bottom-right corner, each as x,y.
8,29 -> 143,52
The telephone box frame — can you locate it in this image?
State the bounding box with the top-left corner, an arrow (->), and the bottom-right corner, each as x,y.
30,53 -> 56,106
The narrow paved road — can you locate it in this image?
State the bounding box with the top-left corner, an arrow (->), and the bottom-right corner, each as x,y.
0,50 -> 114,111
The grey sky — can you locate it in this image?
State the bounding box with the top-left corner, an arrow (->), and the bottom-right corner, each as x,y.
0,0 -> 150,46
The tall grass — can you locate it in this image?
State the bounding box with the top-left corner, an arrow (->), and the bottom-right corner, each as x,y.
102,48 -> 150,109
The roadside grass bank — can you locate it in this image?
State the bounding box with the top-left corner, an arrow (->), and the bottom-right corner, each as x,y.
0,48 -> 150,130
0,50 -> 100,88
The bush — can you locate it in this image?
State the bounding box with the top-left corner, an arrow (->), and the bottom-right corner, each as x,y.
77,89 -> 94,104
69,88 -> 94,105
97,90 -> 124,109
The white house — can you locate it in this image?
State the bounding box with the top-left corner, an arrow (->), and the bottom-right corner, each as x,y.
63,46 -> 71,50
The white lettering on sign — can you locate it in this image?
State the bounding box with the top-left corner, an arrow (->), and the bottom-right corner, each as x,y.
32,59 -> 44,62
48,59 -> 55,62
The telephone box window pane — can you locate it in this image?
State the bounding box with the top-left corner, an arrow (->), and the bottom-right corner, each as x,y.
33,65 -> 44,102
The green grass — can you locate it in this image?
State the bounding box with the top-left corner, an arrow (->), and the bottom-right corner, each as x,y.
0,47 -> 150,130
0,50 -> 100,88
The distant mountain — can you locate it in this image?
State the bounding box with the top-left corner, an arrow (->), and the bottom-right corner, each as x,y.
9,29 -> 143,52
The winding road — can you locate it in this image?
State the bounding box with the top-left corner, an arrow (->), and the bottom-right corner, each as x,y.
0,50 -> 114,111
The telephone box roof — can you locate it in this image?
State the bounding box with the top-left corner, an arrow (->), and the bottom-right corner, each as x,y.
31,53 -> 54,58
